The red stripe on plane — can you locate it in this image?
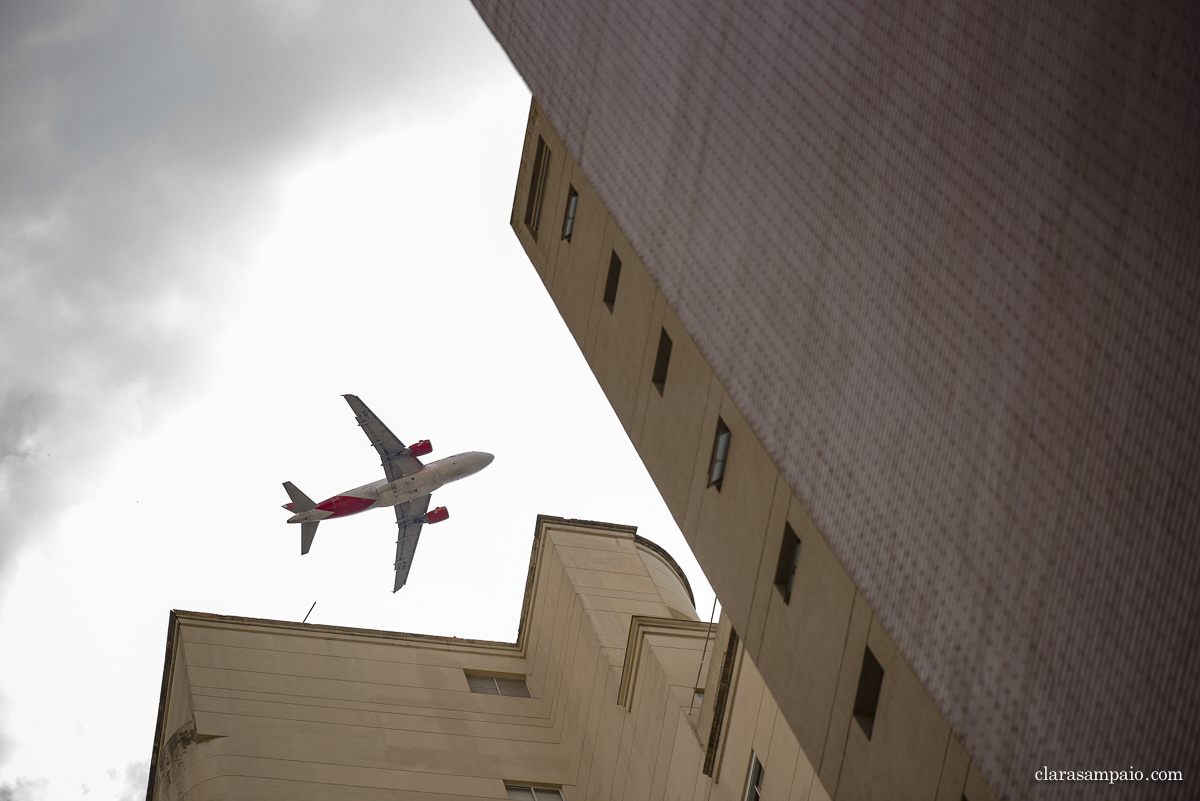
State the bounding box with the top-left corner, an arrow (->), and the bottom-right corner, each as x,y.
316,495 -> 377,518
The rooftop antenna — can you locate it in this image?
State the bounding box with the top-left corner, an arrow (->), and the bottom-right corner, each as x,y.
302,601 -> 317,624
688,597 -> 719,715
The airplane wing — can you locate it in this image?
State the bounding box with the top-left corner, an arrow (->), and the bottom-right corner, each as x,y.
392,495 -> 431,592
343,394 -> 424,483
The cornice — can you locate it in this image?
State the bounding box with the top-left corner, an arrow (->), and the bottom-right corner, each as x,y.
616,615 -> 714,710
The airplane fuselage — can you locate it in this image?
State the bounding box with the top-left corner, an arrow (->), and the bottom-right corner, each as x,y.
286,451 -> 493,524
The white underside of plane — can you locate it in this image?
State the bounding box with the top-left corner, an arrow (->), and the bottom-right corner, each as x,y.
281,395 -> 493,591
285,453 -> 493,523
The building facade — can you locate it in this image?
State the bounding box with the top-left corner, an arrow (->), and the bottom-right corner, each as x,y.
147,517 -> 830,801
507,101 -> 997,801
477,2 -> 1200,799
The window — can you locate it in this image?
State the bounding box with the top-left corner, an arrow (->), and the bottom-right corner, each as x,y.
708,418 -> 731,489
561,185 -> 578,241
603,251 -> 622,311
743,753 -> 765,801
524,136 -> 551,239
651,328 -> 672,394
853,647 -> 884,740
466,673 -> 531,698
775,523 -> 800,603
505,786 -> 563,801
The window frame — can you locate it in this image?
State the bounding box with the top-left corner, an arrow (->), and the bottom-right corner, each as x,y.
523,136 -> 551,239
775,522 -> 801,603
853,646 -> 885,740
708,417 -> 732,489
743,752 -> 765,801
561,185 -> 578,241
651,328 -> 672,395
505,785 -> 564,801
466,672 -> 532,698
603,251 -> 622,311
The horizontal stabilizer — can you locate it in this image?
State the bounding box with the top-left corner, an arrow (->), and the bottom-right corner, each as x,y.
301,522 -> 319,555
283,481 -> 317,513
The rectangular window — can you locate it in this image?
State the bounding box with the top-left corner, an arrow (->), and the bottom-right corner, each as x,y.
603,251 -> 622,311
561,185 -> 578,241
523,136 -> 551,239
775,523 -> 800,603
708,418 -> 731,489
853,647 -> 884,740
743,753 -> 765,801
466,673 -> 531,698
505,786 -> 563,801
651,328 -> 672,394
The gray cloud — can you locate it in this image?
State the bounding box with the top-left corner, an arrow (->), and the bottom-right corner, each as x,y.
0,0 -> 501,766
112,759 -> 149,801
0,777 -> 47,801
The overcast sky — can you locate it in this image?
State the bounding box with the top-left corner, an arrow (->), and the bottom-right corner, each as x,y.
0,3 -> 715,799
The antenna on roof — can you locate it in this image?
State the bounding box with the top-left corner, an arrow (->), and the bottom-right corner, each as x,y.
302,601 -> 317,624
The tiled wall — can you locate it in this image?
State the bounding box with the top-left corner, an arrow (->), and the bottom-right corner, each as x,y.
478,2 -> 1200,797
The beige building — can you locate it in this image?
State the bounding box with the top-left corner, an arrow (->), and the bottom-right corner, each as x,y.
478,1 -> 1200,798
508,106 -> 995,801
147,516 -> 833,801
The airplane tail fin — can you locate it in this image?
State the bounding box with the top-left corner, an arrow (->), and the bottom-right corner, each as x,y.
283,481 -> 317,512
301,521 -> 319,555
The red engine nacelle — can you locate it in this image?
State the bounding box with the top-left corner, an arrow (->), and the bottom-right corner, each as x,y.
424,506 -> 449,524
408,439 -> 432,457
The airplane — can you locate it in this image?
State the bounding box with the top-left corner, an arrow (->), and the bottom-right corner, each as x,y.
281,394 -> 494,591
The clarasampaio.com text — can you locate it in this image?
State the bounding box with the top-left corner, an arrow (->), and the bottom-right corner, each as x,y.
1036,768 -> 1182,783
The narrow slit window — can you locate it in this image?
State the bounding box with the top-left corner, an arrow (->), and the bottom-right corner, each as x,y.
853,647 -> 884,740
466,673 -> 531,698
561,185 -> 578,241
775,523 -> 801,603
743,753 -> 765,801
523,136 -> 551,239
494,677 -> 532,698
651,328 -> 672,394
708,418 -> 731,489
603,252 -> 622,311
505,786 -> 564,801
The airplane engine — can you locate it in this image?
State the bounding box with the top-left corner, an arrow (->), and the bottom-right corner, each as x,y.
423,506 -> 449,524
407,440 -> 432,457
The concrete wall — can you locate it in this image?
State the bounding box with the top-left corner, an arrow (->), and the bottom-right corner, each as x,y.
149,517 -> 826,801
